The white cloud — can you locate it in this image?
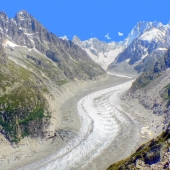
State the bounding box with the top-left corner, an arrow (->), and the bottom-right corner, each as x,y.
59,35 -> 68,40
118,32 -> 123,36
105,33 -> 111,40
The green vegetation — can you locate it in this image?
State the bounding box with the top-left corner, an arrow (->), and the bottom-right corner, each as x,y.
0,85 -> 50,142
8,62 -> 31,81
18,108 -> 44,125
56,79 -> 68,86
0,67 -> 17,91
0,60 -> 50,143
162,83 -> 170,100
131,71 -> 160,90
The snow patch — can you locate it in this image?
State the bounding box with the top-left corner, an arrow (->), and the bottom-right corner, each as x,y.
141,53 -> 148,60
84,46 -> 124,70
18,11 -> 23,15
126,59 -> 130,62
155,48 -> 167,51
90,46 -> 97,52
140,28 -> 165,42
19,18 -> 25,21
3,40 -> 18,47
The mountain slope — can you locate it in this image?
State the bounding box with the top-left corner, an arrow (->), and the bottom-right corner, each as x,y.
0,10 -> 105,81
72,36 -> 125,70
113,48 -> 170,170
0,10 -> 105,144
73,21 -> 170,72
123,21 -> 168,46
0,45 -> 51,143
126,49 -> 170,126
108,23 -> 170,74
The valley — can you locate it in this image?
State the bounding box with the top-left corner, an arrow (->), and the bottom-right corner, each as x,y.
3,74 -> 164,170
0,9 -> 169,170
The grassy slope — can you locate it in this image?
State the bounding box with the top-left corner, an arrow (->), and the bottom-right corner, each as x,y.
0,57 -> 51,143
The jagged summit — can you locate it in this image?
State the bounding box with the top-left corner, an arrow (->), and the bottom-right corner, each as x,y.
17,9 -> 29,14
0,11 -> 8,17
123,21 -> 166,46
108,21 -> 170,74
15,10 -> 32,20
0,10 -> 104,78
0,11 -> 8,21
72,35 -> 82,45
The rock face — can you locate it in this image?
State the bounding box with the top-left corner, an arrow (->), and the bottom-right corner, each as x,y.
107,128 -> 170,170
125,49 -> 170,126
131,49 -> 170,90
108,22 -> 170,74
0,44 -> 7,64
0,10 -> 105,81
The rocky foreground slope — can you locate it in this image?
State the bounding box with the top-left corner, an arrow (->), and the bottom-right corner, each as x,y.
107,127 -> 170,170
126,49 -> 170,126
107,49 -> 170,170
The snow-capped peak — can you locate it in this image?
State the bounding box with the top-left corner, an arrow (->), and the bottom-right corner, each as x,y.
123,21 -> 166,46
139,28 -> 165,42
72,36 -> 125,70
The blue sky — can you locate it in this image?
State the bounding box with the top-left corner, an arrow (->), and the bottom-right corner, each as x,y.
1,0 -> 170,42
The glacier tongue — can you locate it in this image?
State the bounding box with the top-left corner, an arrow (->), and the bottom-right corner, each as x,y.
20,80 -> 135,170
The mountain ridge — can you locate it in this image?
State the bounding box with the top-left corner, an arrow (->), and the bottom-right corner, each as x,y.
72,21 -> 170,72
108,22 -> 170,74
0,10 -> 105,144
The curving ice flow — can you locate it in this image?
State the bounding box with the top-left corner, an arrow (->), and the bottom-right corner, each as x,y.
21,80 -> 133,170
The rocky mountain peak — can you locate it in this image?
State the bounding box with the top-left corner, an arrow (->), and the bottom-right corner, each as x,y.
15,10 -> 33,22
0,11 -> 9,21
123,21 -> 166,46
16,10 -> 30,16
72,35 -> 82,46
15,10 -> 32,23
14,10 -> 39,33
